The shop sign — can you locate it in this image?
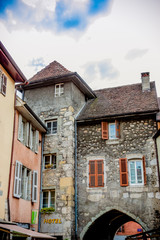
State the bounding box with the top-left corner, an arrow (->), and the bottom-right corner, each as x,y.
31,210 -> 38,224
44,219 -> 62,224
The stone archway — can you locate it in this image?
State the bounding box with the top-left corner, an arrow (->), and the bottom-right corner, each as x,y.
80,207 -> 147,240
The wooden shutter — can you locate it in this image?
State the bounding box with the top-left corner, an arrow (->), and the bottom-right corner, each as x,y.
89,161 -> 96,187
18,114 -> 23,141
142,156 -> 146,185
29,124 -> 33,150
0,69 -> 2,93
32,171 -> 38,202
101,122 -> 108,139
14,161 -> 22,198
115,120 -> 120,138
35,130 -> 39,153
2,74 -> 7,95
89,160 -> 104,187
119,158 -> 128,186
97,160 -> 104,187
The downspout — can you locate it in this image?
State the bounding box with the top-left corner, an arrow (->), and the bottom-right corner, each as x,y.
74,103 -> 87,240
38,133 -> 45,232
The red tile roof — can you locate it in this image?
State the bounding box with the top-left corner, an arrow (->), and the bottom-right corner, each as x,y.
77,82 -> 159,121
29,61 -> 72,82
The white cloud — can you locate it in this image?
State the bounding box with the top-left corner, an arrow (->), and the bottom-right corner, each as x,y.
125,49 -> 149,61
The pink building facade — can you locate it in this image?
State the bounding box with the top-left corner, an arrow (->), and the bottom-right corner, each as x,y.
9,96 -> 47,231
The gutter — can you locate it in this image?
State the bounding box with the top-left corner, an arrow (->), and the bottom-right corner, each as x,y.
74,103 -> 87,240
38,133 -> 45,232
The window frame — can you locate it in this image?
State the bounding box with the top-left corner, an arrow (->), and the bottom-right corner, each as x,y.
128,159 -> 144,186
46,119 -> 57,135
55,83 -> 64,97
102,120 -> 120,140
44,154 -> 57,169
13,161 -> 22,198
42,190 -> 55,208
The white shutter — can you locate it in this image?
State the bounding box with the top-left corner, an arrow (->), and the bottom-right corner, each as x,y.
32,171 -> 38,202
25,122 -> 30,147
18,114 -> 23,142
29,124 -> 33,149
14,161 -> 22,198
35,130 -> 39,153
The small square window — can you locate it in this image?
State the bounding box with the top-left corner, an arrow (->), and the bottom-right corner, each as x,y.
44,154 -> 56,169
109,123 -> 116,139
46,120 -> 57,134
55,83 -> 64,97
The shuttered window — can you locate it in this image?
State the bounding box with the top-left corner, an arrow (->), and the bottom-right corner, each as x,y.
102,120 -> 120,140
89,160 -> 104,188
0,70 -> 7,96
119,158 -> 128,186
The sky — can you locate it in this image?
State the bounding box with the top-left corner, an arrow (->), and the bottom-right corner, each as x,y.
0,0 -> 160,96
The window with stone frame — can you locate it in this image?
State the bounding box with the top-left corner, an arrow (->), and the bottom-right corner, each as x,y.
89,160 -> 104,188
44,154 -> 57,169
46,119 -> 57,135
119,156 -> 146,186
0,69 -> 7,96
42,190 -> 55,208
55,83 -> 64,97
101,120 -> 120,140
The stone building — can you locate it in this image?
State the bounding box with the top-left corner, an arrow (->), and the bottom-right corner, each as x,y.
76,72 -> 160,240
22,62 -> 160,240
22,61 -> 95,240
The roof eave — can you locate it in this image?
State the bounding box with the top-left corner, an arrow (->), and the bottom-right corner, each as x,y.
23,72 -> 96,99
76,109 -> 159,123
0,42 -> 27,83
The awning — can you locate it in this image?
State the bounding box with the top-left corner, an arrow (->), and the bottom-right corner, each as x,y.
0,224 -> 56,239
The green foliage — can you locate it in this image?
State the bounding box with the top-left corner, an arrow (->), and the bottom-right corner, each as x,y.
40,207 -> 55,214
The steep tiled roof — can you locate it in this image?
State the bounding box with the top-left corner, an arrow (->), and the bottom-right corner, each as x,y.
77,82 -> 159,121
29,61 -> 72,82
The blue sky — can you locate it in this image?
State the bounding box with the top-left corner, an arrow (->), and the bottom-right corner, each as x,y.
1,0 -> 160,95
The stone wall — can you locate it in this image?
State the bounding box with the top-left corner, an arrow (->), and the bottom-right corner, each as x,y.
77,117 -> 160,238
24,81 -> 86,239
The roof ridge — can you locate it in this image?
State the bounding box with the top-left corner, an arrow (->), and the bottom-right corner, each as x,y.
94,81 -> 155,92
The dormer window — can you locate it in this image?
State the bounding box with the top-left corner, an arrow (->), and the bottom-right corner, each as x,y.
55,83 -> 64,97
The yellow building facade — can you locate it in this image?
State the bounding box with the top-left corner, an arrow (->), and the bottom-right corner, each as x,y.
0,42 -> 27,220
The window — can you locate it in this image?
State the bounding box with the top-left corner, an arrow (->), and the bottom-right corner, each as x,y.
44,154 -> 56,169
55,83 -> 64,97
32,171 -> 38,202
129,160 -> 143,185
89,160 -> 104,188
18,114 -> 39,153
46,120 -> 57,135
0,69 -> 7,96
101,120 -> 120,140
42,190 -> 55,208
13,162 -> 37,202
21,166 -> 31,200
119,156 -> 146,186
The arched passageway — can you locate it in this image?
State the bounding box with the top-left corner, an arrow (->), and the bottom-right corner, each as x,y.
83,209 -> 142,240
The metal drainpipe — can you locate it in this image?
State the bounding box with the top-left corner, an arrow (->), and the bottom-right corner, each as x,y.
74,120 -> 78,240
38,133 -> 45,232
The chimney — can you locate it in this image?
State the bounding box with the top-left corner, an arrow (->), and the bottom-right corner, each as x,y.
141,72 -> 150,92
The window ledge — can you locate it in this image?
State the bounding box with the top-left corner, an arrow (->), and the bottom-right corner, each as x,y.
106,139 -> 121,145
126,185 -> 148,192
86,186 -> 107,192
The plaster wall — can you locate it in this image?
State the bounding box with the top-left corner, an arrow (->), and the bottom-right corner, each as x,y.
0,65 -> 15,220
77,117 -> 160,237
9,111 -> 42,231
